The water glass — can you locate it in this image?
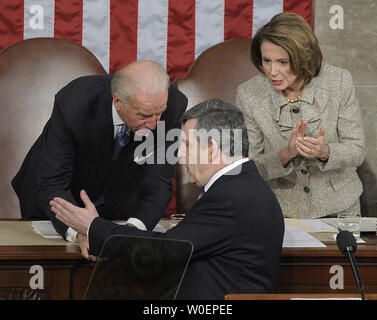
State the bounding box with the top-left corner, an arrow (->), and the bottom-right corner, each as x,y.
337,212 -> 361,241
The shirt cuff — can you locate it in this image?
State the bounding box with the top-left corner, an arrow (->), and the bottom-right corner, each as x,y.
65,227 -> 78,242
86,217 -> 146,252
126,217 -> 147,231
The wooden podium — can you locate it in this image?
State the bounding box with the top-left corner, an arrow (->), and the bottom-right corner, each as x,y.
225,293 -> 377,300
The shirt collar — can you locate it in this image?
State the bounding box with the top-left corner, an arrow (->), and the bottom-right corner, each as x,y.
204,158 -> 250,193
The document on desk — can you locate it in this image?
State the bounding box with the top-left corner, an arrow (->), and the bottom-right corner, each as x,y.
301,219 -> 338,232
283,225 -> 326,248
31,221 -> 167,239
31,221 -> 62,239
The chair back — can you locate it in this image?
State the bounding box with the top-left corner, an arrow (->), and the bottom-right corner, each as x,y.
0,38 -> 106,218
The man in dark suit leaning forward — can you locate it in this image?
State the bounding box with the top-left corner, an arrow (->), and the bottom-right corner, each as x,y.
50,98 -> 284,299
12,60 -> 188,260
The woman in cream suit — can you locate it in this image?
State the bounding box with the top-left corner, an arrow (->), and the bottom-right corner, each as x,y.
236,13 -> 366,218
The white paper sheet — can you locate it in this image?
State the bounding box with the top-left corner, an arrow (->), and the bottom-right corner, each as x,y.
31,220 -> 167,239
301,219 -> 338,232
283,225 -> 326,248
31,221 -> 62,239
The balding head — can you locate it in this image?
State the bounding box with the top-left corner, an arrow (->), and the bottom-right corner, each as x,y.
111,60 -> 170,104
111,61 -> 170,133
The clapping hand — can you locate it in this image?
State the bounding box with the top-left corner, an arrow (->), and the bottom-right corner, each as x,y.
286,118 -> 308,158
296,125 -> 329,159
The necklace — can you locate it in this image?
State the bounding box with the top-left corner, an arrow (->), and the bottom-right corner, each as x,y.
286,96 -> 300,103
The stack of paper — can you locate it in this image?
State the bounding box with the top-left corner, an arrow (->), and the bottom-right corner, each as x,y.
31,220 -> 167,239
31,221 -> 62,239
283,225 -> 326,248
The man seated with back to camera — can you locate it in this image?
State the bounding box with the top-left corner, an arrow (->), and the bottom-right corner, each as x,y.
50,98 -> 285,300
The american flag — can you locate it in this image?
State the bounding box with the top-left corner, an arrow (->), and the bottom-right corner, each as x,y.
0,0 -> 312,81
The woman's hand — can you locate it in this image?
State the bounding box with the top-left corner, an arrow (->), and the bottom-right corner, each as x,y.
288,119 -> 308,158
296,125 -> 329,159
280,118 -> 307,166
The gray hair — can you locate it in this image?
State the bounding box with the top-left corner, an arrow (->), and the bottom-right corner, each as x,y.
181,98 -> 249,157
111,60 -> 170,104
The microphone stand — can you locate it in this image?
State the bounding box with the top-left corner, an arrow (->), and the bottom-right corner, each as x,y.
346,246 -> 366,300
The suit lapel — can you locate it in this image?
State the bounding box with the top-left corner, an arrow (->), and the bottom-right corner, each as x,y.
103,131 -> 145,193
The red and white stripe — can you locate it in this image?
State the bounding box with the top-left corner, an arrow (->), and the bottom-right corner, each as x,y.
0,0 -> 312,80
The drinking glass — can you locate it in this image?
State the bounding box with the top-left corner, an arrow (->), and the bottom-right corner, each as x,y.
337,212 -> 361,241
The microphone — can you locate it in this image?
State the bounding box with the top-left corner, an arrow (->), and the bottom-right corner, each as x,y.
336,230 -> 365,300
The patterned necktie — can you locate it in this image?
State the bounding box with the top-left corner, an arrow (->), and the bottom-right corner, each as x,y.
113,123 -> 130,160
197,188 -> 205,200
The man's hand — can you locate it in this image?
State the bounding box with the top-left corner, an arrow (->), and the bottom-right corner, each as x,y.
77,233 -> 97,262
50,190 -> 99,235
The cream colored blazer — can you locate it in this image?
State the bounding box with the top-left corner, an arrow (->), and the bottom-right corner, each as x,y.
236,64 -> 366,218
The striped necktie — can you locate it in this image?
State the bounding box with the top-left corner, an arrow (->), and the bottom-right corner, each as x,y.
113,123 -> 130,160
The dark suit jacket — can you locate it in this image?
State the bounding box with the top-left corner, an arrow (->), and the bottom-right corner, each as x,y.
88,160 -> 285,300
11,75 -> 188,238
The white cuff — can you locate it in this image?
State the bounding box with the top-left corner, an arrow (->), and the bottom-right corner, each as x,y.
65,227 -> 78,242
126,218 -> 146,231
86,217 -> 146,251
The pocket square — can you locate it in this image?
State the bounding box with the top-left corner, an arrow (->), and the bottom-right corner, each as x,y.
134,151 -> 154,163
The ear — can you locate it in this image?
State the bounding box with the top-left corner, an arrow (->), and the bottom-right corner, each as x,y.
113,93 -> 122,110
209,139 -> 220,164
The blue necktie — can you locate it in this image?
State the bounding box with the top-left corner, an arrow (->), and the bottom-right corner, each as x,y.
113,124 -> 130,160
197,188 -> 205,200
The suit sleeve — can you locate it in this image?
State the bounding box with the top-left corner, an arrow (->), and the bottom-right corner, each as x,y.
131,86 -> 188,230
88,194 -> 236,258
36,97 -> 78,238
319,69 -> 366,171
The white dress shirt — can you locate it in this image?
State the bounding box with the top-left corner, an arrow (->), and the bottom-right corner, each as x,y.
203,158 -> 250,193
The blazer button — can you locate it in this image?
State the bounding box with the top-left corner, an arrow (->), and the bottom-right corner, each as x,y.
292,107 -> 300,113
301,169 -> 308,175
304,186 -> 310,193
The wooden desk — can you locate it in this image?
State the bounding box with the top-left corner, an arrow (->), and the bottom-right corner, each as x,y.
279,233 -> 377,294
0,220 -> 92,299
225,293 -> 377,300
0,220 -> 376,299
0,244 -> 92,299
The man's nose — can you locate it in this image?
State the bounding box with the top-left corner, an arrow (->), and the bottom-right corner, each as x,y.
145,116 -> 159,130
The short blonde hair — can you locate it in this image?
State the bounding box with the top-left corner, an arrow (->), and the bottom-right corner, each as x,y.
251,12 -> 322,85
